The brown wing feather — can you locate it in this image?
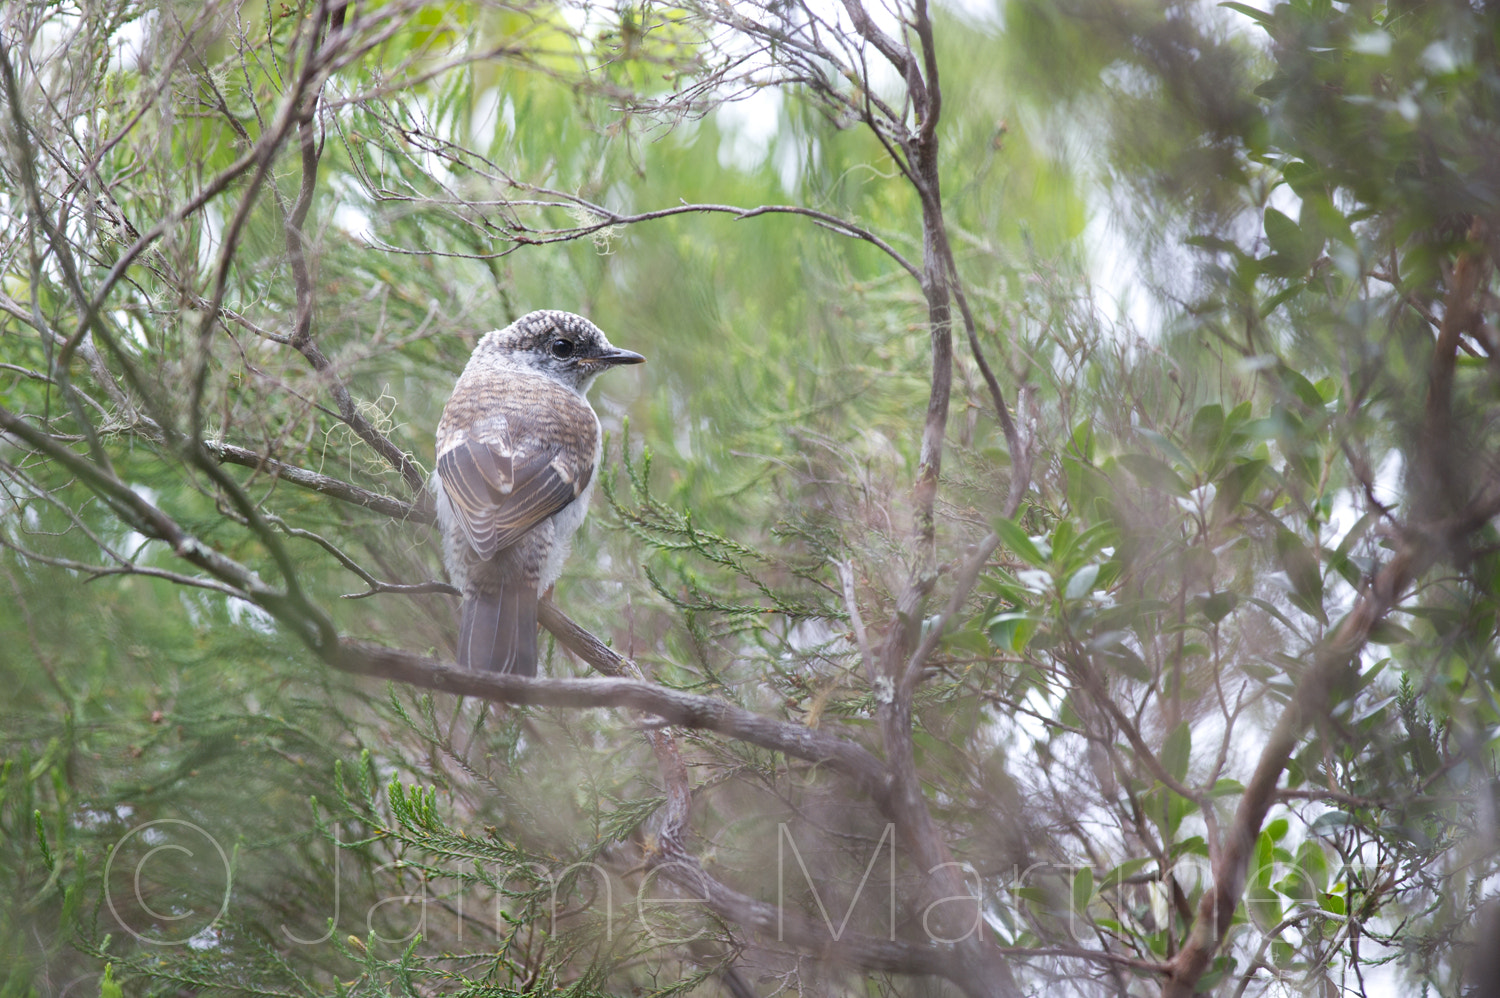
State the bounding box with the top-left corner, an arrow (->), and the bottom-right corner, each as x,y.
439,444 -> 591,558
436,374 -> 597,561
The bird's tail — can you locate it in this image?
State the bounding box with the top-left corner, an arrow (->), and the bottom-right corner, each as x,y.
458,586 -> 538,675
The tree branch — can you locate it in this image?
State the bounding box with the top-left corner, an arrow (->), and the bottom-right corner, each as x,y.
328,632 -> 892,805
1164,536 -> 1427,995
204,440 -> 426,521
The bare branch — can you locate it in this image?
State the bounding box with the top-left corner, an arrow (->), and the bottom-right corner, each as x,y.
331,630 -> 892,803
204,440 -> 427,521
1165,537 -> 1426,995
0,403 -> 336,650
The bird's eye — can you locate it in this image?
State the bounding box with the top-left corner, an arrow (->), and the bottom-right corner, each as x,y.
550,338 -> 574,359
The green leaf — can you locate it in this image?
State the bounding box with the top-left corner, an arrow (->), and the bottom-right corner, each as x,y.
1296,840 -> 1328,893
1328,509 -> 1380,586
1275,529 -> 1325,621
1118,454 -> 1191,497
1254,73 -> 1293,100
1070,419 -> 1096,462
34,809 -> 54,873
1186,232 -> 1247,253
1051,520 -> 1078,567
1192,590 -> 1238,624
1259,282 -> 1305,318
1064,564 -> 1100,600
1304,192 -> 1357,248
1213,459 -> 1266,519
1164,786 -> 1195,835
988,612 -> 1037,653
1279,369 -> 1326,411
100,963 -> 123,998
1171,835 -> 1210,858
1245,595 -> 1299,630
1254,829 -> 1275,886
1310,810 -> 1355,835
1014,886 -> 1053,906
1190,404 -> 1225,453
1072,521 -> 1119,559
993,516 -> 1046,567
1137,428 -> 1194,471
1264,207 -> 1308,264
1281,160 -> 1320,194
1248,828 -> 1282,930
1368,618 -> 1415,644
1099,642 -> 1153,682
1103,857 -> 1152,884
1162,722 -> 1192,783
1071,866 -> 1094,913
1219,1 -> 1273,25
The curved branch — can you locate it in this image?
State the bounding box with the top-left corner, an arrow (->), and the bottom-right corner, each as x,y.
0,404 -> 337,649
1164,538 -> 1425,995
279,2 -> 426,497
1167,235 -> 1500,996
204,440 -> 425,520
370,195 -> 924,286
328,635 -> 892,802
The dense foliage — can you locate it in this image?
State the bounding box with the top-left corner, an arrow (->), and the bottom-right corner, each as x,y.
3,0 -> 1500,996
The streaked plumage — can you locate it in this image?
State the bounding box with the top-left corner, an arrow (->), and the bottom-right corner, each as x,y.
433,310 -> 644,674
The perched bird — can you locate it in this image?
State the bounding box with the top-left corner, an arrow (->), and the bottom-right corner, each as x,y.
433,310 -> 644,674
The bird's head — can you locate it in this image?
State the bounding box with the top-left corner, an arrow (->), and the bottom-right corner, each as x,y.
476,310 -> 645,392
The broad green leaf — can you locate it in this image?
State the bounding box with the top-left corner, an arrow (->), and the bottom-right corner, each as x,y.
1052,519 -> 1078,567
1064,564 -> 1100,600
1072,521 -> 1119,559
1103,857 -> 1152,883
1162,721 -> 1192,783
1281,159 -> 1320,194
1310,811 -> 1355,835
1259,282 -> 1305,318
1118,454 -> 1191,497
1101,643 -> 1153,682
1071,866 -> 1094,913
1279,368 -> 1326,411
1264,208 -> 1304,260
1070,419 -> 1095,462
1212,459 -> 1266,519
1210,778 -> 1245,796
1368,618 -> 1415,644
993,516 -> 1046,568
988,612 -> 1038,653
1171,834 -> 1210,858
1220,1 -> 1273,25
1190,403 -> 1225,453
1296,840 -> 1328,893
1247,828 -> 1282,930
1137,428 -> 1194,471
1014,886 -> 1053,906
1275,529 -> 1325,621
1245,596 -> 1299,630
1192,590 -> 1237,624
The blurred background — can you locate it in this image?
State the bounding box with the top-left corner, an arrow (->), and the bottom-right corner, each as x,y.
3,0 -> 1499,994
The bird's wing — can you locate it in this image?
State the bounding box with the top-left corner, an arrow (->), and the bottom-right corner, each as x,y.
436,392 -> 596,560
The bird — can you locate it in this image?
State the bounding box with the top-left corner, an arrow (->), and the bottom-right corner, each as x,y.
432,310 -> 644,674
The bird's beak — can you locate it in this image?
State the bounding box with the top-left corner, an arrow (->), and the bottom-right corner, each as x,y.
586,347 -> 646,366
